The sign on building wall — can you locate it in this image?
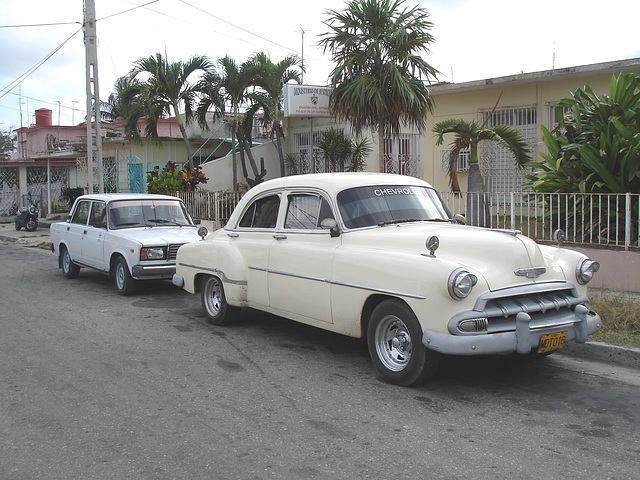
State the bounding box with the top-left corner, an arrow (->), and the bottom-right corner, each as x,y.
283,84 -> 331,118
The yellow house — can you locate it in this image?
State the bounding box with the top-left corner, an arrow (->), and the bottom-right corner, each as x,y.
424,57 -> 640,194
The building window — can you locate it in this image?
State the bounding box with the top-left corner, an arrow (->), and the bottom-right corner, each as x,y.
440,149 -> 469,172
478,105 -> 537,194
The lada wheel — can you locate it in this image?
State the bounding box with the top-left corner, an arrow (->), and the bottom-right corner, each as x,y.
61,247 -> 80,279
201,275 -> 240,326
113,256 -> 137,296
367,299 -> 440,387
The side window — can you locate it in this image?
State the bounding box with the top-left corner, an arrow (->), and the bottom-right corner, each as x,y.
285,195 -> 335,229
70,200 -> 91,225
239,195 -> 280,229
89,202 -> 107,228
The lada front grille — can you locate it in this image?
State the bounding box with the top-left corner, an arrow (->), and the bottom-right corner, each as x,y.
449,283 -> 589,335
168,243 -> 185,261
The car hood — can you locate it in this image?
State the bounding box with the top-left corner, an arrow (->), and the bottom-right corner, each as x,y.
346,222 -> 567,291
111,226 -> 201,245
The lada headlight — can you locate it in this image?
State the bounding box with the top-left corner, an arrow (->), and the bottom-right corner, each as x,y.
140,247 -> 166,261
448,268 -> 478,300
576,256 -> 600,285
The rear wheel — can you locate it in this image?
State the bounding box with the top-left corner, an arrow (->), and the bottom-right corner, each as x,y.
367,299 -> 440,386
113,256 -> 136,296
201,275 -> 240,325
61,246 -> 80,279
14,220 -> 21,230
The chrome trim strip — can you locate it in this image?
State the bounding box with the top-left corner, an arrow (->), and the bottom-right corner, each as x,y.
249,266 -> 426,300
177,263 -> 247,285
514,267 -> 546,278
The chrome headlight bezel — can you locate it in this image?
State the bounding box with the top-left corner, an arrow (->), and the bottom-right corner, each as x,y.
448,268 -> 478,300
576,256 -> 600,285
140,246 -> 167,261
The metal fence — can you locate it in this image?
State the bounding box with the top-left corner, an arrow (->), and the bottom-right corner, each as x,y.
440,192 -> 640,251
177,190 -> 243,230
179,189 -> 640,251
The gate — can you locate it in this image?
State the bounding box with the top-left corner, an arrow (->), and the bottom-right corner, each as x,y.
127,156 -> 145,193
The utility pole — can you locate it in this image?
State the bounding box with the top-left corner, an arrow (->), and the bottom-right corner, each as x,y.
83,0 -> 104,193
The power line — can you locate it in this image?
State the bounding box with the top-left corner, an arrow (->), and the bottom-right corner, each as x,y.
179,0 -> 298,55
0,27 -> 83,101
0,22 -> 82,28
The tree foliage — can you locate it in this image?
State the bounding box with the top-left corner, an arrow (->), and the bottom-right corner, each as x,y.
433,118 -> 532,194
1,128 -> 16,161
525,73 -> 640,194
123,53 -> 212,169
314,127 -> 371,172
319,0 -> 438,169
147,161 -> 208,195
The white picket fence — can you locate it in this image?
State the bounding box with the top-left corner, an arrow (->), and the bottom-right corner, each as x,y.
179,190 -> 640,251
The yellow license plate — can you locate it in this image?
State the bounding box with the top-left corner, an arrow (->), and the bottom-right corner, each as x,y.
537,331 -> 568,354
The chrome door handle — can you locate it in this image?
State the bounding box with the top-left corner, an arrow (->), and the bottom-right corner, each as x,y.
273,234 -> 287,240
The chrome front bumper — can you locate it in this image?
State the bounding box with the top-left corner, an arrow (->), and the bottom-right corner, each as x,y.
423,304 -> 602,356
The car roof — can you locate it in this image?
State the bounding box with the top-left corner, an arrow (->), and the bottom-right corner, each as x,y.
74,193 -> 183,204
247,172 -> 434,197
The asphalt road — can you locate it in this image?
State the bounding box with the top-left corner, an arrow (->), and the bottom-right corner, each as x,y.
1,242 -> 639,479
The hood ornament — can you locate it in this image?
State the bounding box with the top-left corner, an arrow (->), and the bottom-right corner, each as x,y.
515,267 -> 546,279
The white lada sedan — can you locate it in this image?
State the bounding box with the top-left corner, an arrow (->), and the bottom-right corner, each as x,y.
173,173 -> 601,386
51,193 -> 202,295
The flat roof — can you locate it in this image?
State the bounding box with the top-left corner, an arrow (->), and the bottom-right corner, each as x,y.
429,57 -> 640,95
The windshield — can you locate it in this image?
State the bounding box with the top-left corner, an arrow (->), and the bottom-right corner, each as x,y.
337,185 -> 451,229
108,199 -> 193,229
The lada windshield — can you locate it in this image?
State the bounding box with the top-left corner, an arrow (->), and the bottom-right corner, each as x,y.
337,185 -> 451,229
108,199 -> 192,229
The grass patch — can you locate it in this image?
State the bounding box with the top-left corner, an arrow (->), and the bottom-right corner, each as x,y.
589,291 -> 640,349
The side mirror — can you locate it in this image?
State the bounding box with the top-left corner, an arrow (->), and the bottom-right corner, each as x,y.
453,214 -> 467,225
193,219 -> 202,225
320,218 -> 341,238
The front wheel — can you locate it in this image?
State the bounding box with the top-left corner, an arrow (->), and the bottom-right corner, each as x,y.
113,256 -> 136,296
61,247 -> 80,279
25,217 -> 38,232
201,275 -> 240,325
367,299 -> 440,387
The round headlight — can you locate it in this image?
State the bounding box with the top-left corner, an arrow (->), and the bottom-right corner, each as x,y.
448,268 -> 478,300
576,257 -> 600,285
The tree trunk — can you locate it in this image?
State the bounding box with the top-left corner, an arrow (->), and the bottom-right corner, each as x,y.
378,122 -> 385,173
175,110 -> 194,170
466,162 -> 490,227
231,122 -> 238,190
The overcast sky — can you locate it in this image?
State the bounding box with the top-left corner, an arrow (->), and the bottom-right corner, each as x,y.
1,0 -> 639,130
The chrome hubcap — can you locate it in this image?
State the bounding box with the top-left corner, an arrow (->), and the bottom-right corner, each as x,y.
375,316 -> 412,372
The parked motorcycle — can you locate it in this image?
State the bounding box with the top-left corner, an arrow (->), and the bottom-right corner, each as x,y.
15,195 -> 39,232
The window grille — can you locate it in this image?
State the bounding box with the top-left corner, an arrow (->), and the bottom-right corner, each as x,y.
478,105 -> 537,194
440,149 -> 469,172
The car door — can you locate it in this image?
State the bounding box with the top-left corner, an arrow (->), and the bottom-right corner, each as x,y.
64,199 -> 92,264
267,193 -> 339,324
81,201 -> 107,270
231,193 -> 282,307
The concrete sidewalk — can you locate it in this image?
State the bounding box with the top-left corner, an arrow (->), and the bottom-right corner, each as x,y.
1,215 -> 639,370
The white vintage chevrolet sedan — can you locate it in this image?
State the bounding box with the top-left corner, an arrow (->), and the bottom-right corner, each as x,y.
173,173 -> 602,386
51,193 -> 202,295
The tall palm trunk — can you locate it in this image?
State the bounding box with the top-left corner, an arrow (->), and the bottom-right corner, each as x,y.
175,110 -> 194,170
378,122 -> 385,172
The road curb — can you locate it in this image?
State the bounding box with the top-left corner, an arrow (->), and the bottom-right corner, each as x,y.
557,341 -> 640,369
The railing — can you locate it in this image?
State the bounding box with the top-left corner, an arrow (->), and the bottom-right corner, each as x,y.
440,192 -> 640,251
179,189 -> 640,251
177,190 -> 242,230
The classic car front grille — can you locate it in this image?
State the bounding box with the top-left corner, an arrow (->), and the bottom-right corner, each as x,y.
168,243 -> 185,261
449,284 -> 589,335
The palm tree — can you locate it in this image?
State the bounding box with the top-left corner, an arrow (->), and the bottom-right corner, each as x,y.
314,127 -> 371,172
248,52 -> 303,176
197,56 -> 258,189
101,76 -> 142,123
318,0 -> 439,171
433,118 -> 532,226
124,53 -> 211,169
